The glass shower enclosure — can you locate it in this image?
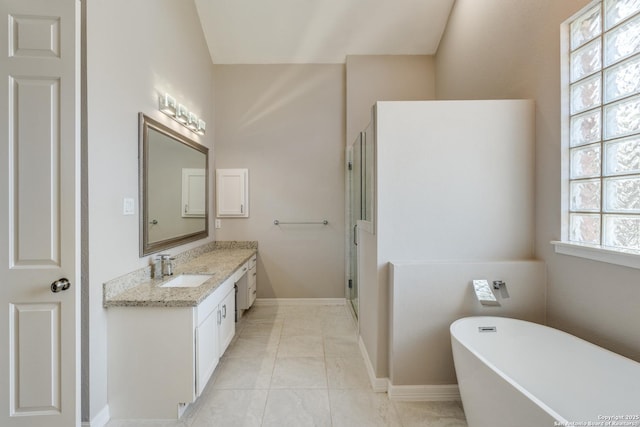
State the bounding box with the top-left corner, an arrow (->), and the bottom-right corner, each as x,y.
347,119 -> 374,318
347,134 -> 361,317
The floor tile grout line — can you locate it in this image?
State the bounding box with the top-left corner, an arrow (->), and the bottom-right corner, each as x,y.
323,339 -> 335,427
258,312 -> 283,426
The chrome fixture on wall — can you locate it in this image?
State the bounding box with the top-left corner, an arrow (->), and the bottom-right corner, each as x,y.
273,219 -> 329,225
158,93 -> 206,135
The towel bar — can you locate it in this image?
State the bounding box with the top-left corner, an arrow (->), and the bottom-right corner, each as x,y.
273,219 -> 328,225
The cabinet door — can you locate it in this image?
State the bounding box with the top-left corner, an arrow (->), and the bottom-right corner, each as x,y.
248,265 -> 257,307
216,168 -> 248,217
195,309 -> 218,396
182,168 -> 206,217
218,288 -> 236,355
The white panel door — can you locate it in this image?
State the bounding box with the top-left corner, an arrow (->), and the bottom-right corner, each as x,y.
0,1 -> 80,426
216,168 -> 248,217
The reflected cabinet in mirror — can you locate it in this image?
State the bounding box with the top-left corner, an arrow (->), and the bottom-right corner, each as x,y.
139,113 -> 208,256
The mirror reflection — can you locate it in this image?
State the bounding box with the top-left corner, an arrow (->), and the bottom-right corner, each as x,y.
139,113 -> 208,256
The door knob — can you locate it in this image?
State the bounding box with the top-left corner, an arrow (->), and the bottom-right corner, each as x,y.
51,278 -> 71,293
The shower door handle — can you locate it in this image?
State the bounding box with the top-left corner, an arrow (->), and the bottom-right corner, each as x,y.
353,224 -> 358,246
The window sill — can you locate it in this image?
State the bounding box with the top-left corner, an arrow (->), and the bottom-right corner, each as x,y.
551,241 -> 640,270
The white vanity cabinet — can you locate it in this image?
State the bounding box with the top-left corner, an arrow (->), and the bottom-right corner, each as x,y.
108,276 -> 236,419
195,282 -> 235,395
236,254 -> 257,311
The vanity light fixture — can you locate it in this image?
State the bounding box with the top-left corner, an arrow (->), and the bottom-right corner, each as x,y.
196,119 -> 206,135
158,93 -> 177,115
157,92 -> 206,135
175,104 -> 189,123
187,112 -> 199,131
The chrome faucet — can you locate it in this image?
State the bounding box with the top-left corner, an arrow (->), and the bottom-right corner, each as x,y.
157,254 -> 175,277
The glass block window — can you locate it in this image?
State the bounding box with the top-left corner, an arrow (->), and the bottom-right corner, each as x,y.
567,0 -> 640,250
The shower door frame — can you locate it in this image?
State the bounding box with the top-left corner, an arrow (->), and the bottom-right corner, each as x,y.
346,107 -> 376,321
346,133 -> 363,318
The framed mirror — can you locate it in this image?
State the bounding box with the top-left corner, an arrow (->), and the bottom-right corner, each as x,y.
139,113 -> 208,256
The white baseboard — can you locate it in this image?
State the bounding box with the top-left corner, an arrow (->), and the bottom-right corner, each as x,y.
357,336 -> 389,393
388,384 -> 461,401
82,405 -> 110,427
254,298 -> 346,306
355,336 -> 459,400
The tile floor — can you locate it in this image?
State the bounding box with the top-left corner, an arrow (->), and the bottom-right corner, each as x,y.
106,303 -> 468,427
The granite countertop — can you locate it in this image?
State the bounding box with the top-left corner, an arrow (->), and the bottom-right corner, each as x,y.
103,242 -> 257,308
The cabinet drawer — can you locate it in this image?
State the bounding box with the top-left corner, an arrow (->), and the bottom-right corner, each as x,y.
248,266 -> 256,287
247,265 -> 257,307
233,262 -> 249,283
248,283 -> 257,307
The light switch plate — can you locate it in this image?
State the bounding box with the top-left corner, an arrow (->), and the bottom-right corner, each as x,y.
215,219 -> 221,229
123,198 -> 135,215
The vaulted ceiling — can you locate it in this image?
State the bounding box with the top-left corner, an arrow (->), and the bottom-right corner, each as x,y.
194,0 -> 455,64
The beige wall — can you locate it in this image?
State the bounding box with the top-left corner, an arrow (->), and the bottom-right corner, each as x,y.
212,57 -> 435,302
436,0 -> 640,362
346,55 -> 435,145
212,64 -> 346,298
86,0 -> 215,422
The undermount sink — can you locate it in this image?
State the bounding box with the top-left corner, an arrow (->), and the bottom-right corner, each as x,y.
160,274 -> 214,288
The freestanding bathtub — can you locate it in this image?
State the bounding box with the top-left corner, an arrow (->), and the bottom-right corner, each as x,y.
451,316 -> 640,427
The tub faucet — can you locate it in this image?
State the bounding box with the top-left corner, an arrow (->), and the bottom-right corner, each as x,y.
157,254 -> 175,277
493,280 -> 510,298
